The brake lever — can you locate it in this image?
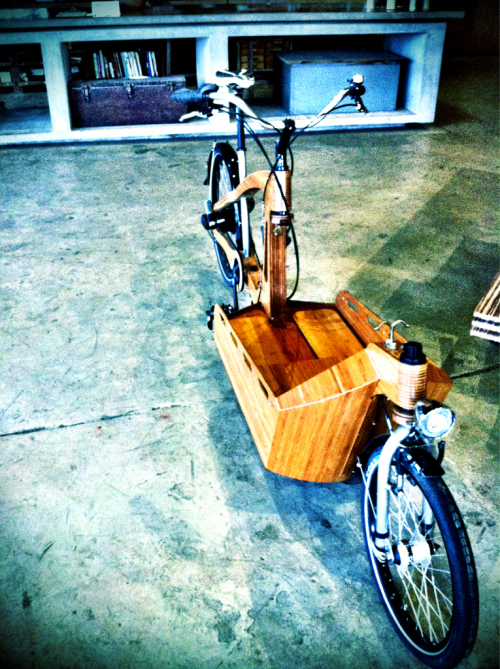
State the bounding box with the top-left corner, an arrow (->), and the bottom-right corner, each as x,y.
179,110 -> 210,123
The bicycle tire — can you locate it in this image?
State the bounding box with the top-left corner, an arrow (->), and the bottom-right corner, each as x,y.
209,143 -> 242,287
361,440 -> 478,669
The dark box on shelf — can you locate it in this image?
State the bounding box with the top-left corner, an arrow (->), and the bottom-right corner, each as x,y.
276,50 -> 405,115
69,75 -> 187,128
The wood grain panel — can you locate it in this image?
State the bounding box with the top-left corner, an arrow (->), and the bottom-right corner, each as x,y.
213,170 -> 270,211
293,308 -> 364,362
260,208 -> 288,320
268,380 -> 379,482
366,343 -> 452,405
336,290 -> 408,349
213,305 -> 278,464
268,314 -> 316,362
426,359 -> 453,403
276,349 -> 378,410
242,250 -> 262,303
213,298 -> 452,484
214,167 -> 291,320
336,291 -> 452,403
229,307 -> 292,396
229,306 -> 320,395
263,363 -> 338,402
471,271 -> 500,343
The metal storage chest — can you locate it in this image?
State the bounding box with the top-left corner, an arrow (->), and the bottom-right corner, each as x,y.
276,50 -> 406,115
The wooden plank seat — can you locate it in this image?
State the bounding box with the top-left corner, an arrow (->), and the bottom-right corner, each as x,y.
293,308 -> 363,362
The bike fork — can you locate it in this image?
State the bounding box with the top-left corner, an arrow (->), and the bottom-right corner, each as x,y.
374,425 -> 411,553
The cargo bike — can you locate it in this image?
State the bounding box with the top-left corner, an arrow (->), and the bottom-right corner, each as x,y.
173,71 -> 478,668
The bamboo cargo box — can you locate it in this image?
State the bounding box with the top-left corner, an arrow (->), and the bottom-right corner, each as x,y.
213,291 -> 452,483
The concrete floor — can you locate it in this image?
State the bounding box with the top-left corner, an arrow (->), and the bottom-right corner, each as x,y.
0,57 -> 498,669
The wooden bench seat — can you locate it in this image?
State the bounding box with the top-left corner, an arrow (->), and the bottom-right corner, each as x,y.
293,308 -> 364,362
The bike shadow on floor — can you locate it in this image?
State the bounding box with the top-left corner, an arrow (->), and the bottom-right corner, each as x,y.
205,399 -> 408,669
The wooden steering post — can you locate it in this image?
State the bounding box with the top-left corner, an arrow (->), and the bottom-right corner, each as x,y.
212,168 -> 291,321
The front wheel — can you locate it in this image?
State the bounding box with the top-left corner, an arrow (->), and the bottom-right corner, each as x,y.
362,441 -> 478,669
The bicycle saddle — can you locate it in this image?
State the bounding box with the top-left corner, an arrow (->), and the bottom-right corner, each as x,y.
213,70 -> 255,89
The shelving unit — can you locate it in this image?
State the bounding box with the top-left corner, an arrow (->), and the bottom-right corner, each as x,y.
0,10 -> 464,144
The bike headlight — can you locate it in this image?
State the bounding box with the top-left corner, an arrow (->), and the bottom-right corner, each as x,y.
414,401 -> 455,439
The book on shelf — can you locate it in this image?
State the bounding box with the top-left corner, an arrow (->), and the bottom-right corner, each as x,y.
112,52 -> 123,78
133,52 -> 142,77
91,50 -> 160,79
150,51 -> 158,77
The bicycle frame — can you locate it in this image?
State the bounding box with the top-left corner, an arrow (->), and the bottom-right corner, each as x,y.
189,73 -> 478,667
205,77 -> 367,300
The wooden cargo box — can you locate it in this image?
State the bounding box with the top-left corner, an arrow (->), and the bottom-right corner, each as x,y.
213,292 -> 452,483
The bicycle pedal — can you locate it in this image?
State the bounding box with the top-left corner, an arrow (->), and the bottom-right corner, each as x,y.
201,212 -> 225,231
220,304 -> 234,317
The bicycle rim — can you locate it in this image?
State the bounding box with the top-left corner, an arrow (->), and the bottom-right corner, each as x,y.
210,147 -> 242,287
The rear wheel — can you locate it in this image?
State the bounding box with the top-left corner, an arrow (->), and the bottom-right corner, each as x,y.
209,144 -> 242,287
362,442 -> 478,668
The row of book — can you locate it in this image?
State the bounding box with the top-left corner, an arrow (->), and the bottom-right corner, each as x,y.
238,39 -> 291,71
92,50 -> 159,79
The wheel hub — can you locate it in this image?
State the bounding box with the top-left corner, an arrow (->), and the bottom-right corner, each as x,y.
394,539 -> 432,572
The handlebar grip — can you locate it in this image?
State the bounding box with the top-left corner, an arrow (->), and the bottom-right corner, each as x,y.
172,88 -> 205,103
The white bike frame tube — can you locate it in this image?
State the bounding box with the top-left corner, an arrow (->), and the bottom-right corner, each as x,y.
209,91 -> 275,126
375,425 -> 411,551
208,88 -> 351,131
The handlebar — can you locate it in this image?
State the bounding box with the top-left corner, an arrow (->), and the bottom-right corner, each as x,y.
172,88 -> 206,104
172,83 -> 218,104
172,73 -> 368,130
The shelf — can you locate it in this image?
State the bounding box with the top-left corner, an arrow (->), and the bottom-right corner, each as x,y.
0,82 -> 46,87
0,12 -> 456,144
0,107 -> 52,134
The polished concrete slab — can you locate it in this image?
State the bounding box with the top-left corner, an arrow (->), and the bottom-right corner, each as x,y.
0,57 -> 498,668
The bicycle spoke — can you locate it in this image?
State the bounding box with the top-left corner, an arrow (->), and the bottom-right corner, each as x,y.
385,472 -> 455,645
389,488 -> 421,543
412,563 -> 453,613
402,568 -> 437,641
427,566 -> 452,575
397,559 -> 452,643
429,568 -> 450,639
